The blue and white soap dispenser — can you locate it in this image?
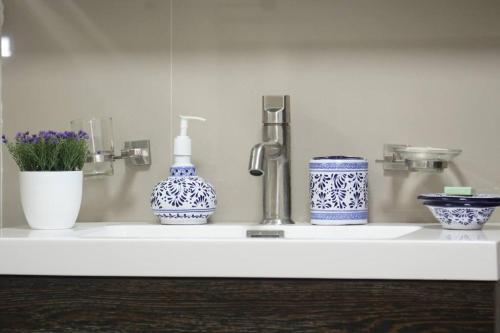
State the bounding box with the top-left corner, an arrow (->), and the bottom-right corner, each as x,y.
151,116 -> 217,224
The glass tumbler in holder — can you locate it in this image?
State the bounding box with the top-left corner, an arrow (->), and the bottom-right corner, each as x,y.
71,117 -> 115,177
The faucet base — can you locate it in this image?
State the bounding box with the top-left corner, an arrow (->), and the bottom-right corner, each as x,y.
261,218 -> 294,225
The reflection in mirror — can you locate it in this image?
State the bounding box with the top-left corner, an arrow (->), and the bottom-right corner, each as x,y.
1,36 -> 12,57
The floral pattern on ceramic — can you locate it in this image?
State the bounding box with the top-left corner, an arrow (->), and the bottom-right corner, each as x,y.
427,206 -> 494,230
151,168 -> 216,225
309,157 -> 368,225
170,166 -> 196,177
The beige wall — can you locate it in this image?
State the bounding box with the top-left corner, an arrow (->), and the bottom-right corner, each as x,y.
3,0 -> 500,226
2,0 -> 171,226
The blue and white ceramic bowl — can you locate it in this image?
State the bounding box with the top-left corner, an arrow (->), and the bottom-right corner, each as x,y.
418,193 -> 500,205
423,201 -> 497,230
151,166 -> 217,225
309,156 -> 368,225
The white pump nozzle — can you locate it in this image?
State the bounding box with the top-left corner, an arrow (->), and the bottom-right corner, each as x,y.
173,115 -> 207,166
179,115 -> 206,136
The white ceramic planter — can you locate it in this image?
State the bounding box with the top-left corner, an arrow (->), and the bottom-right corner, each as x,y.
20,171 -> 83,229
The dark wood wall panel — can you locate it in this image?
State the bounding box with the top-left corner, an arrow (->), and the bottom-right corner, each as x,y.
0,276 -> 496,332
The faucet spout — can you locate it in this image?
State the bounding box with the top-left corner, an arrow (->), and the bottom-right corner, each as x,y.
249,144 -> 265,176
248,142 -> 281,176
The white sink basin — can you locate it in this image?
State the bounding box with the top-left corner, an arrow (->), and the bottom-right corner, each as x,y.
80,224 -> 421,240
2,222 -> 500,280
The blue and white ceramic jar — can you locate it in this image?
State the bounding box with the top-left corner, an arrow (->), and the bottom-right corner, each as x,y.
151,166 -> 217,225
309,156 -> 368,225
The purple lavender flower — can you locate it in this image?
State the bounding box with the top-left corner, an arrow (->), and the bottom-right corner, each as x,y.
29,134 -> 41,144
14,131 -> 33,144
39,130 -> 60,144
8,130 -> 88,145
57,131 -> 71,139
77,130 -> 89,140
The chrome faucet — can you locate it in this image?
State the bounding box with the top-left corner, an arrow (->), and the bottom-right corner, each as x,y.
249,95 -> 293,225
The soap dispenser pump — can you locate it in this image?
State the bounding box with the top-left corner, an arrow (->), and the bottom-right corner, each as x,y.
151,115 -> 217,224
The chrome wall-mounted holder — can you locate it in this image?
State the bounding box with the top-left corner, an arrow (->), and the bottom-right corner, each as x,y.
376,144 -> 461,173
71,117 -> 152,177
83,139 -> 151,177
87,140 -> 151,166
114,140 -> 151,166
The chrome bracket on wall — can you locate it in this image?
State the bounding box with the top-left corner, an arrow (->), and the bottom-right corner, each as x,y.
375,144 -> 412,171
114,140 -> 151,166
375,144 -> 461,173
86,140 -> 151,166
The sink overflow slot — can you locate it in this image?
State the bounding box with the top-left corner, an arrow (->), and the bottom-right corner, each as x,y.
246,230 -> 284,238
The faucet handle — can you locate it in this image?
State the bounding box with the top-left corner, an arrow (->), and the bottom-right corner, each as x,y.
262,95 -> 290,124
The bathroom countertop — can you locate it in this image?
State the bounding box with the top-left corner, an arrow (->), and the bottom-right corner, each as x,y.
1,222 -> 499,281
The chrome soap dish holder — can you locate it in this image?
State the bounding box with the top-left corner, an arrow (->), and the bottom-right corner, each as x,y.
376,144 -> 461,173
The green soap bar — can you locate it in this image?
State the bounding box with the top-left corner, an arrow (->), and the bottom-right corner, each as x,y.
444,186 -> 474,196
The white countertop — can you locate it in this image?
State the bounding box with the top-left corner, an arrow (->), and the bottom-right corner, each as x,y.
1,222 -> 499,281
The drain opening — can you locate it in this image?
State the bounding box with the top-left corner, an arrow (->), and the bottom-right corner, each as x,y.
246,230 -> 284,238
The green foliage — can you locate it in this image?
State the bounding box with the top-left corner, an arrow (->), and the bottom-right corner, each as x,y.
3,131 -> 89,172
